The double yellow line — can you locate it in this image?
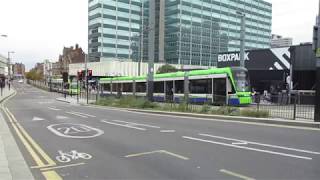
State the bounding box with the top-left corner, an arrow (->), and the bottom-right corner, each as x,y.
2,92 -> 62,180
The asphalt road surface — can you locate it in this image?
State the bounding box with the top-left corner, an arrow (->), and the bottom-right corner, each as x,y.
3,82 -> 320,180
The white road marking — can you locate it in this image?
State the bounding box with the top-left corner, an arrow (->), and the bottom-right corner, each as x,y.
112,120 -> 160,128
125,150 -> 160,158
160,150 -> 189,160
125,150 -> 189,160
220,169 -> 255,180
40,162 -> 85,171
48,107 -> 61,111
182,136 -> 312,160
32,117 -> 45,121
70,111 -> 96,118
160,130 -> 176,133
199,134 -> 320,155
56,116 -> 69,120
232,142 -> 248,145
47,123 -> 104,139
66,112 -> 88,118
56,150 -> 92,163
101,120 -> 146,131
38,101 -> 54,104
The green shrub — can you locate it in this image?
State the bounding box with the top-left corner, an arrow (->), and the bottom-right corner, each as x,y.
199,104 -> 211,114
213,106 -> 240,116
177,102 -> 189,112
96,96 -> 157,109
241,109 -> 269,118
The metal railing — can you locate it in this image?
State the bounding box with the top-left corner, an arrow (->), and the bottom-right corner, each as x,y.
253,93 -> 315,120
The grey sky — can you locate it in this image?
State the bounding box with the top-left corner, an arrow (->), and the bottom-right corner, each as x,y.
0,0 -> 318,70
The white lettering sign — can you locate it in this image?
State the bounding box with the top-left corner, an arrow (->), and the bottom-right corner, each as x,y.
218,52 -> 250,62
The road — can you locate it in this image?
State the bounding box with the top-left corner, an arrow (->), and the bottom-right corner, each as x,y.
3,82 -> 320,180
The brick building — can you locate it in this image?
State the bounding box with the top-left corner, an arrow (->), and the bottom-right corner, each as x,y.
52,62 -> 61,77
34,63 -> 44,79
12,63 -> 25,78
59,44 -> 85,74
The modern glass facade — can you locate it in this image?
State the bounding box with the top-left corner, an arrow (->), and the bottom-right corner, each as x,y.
88,0 -> 272,66
88,0 -> 142,61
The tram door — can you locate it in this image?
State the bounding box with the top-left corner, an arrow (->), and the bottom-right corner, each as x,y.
165,81 -> 174,102
212,78 -> 227,105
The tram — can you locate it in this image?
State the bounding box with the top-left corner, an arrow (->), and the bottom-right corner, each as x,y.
99,67 -> 252,105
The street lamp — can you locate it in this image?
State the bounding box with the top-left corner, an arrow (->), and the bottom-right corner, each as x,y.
236,11 -> 246,68
8,51 -> 15,80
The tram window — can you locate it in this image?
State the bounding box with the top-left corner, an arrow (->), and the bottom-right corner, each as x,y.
189,79 -> 212,94
104,84 -> 111,91
112,83 -> 118,92
154,81 -> 164,93
175,80 -> 184,94
136,82 -> 146,92
123,83 -> 133,92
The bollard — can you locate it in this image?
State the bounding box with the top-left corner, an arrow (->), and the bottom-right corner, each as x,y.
293,96 -> 297,120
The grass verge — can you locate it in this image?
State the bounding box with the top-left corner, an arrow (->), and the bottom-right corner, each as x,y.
96,96 -> 269,118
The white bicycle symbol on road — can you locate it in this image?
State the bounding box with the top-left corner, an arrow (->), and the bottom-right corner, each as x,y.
56,150 -> 92,163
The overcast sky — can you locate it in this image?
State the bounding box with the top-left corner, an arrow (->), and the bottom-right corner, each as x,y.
0,0 -> 318,70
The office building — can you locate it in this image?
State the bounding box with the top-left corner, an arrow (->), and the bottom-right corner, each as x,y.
271,34 -> 293,48
0,54 -> 7,77
89,0 -> 272,66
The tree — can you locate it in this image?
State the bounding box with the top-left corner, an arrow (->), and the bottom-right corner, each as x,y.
156,64 -> 178,74
25,70 -> 42,80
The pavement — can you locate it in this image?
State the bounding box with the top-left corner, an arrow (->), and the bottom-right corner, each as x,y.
0,85 -> 34,180
4,81 -> 320,179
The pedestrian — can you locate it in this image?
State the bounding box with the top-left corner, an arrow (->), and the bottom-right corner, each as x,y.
8,81 -> 10,91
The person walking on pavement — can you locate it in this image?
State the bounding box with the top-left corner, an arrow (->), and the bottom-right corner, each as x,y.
8,81 -> 10,91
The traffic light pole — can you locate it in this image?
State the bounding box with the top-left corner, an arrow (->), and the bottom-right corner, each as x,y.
77,79 -> 79,103
85,54 -> 89,104
314,0 -> 320,122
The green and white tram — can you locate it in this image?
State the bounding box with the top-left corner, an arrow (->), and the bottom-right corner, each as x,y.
99,67 -> 252,105
49,78 -> 79,95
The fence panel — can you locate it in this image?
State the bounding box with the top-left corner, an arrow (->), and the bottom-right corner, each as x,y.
254,93 -> 315,121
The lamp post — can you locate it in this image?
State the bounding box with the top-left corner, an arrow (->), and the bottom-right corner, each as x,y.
8,51 -> 15,80
236,11 -> 246,68
147,0 -> 156,102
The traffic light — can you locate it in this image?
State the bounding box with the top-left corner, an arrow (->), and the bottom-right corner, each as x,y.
88,70 -> 92,77
62,72 -> 68,83
313,26 -> 318,52
77,71 -> 83,81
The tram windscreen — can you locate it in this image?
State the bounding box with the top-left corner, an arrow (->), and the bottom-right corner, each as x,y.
233,69 -> 250,92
